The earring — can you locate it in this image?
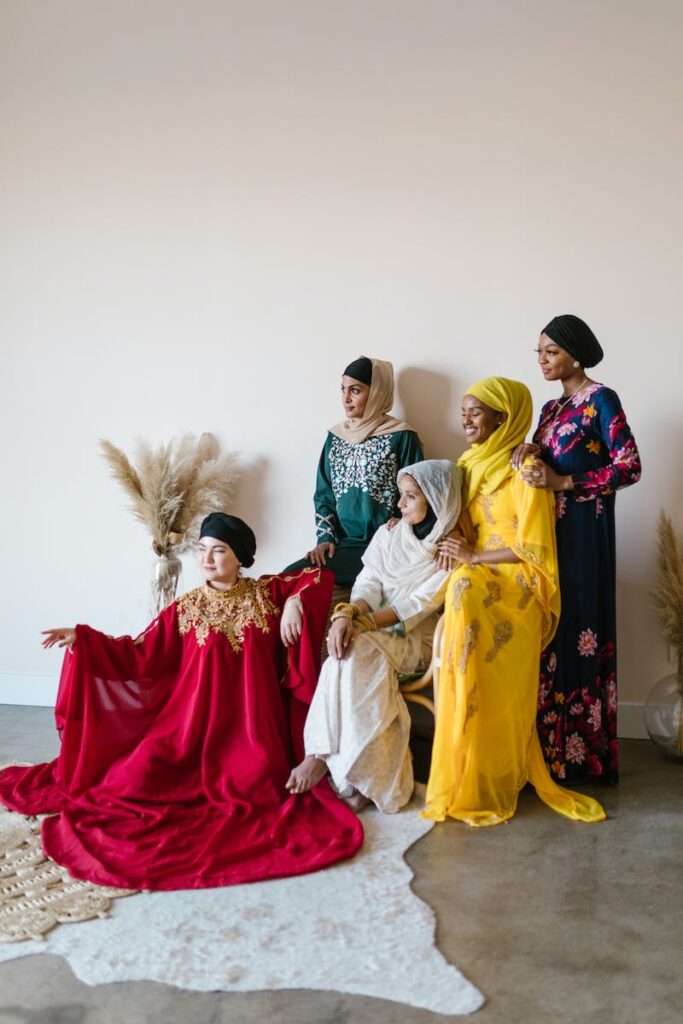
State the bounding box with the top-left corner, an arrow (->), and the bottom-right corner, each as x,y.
572,360 -> 580,368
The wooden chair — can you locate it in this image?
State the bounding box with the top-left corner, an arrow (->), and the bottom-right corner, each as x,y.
398,613 -> 444,717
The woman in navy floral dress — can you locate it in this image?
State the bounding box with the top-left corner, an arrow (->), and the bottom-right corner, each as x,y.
515,315 -> 641,784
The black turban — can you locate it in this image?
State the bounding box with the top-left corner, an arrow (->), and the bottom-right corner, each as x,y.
541,314 -> 604,368
199,513 -> 256,567
343,357 -> 373,385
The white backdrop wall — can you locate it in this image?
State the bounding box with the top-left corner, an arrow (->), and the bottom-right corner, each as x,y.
1,1 -> 681,732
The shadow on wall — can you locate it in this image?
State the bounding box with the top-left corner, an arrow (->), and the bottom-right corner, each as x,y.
397,367 -> 468,464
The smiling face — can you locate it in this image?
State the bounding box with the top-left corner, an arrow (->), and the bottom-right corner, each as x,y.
536,332 -> 579,381
341,375 -> 371,419
397,474 -> 429,526
461,394 -> 506,446
197,537 -> 241,588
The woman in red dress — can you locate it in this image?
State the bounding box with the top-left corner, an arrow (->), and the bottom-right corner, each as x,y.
0,514 -> 363,890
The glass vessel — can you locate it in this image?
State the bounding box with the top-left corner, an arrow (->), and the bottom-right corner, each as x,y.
152,552 -> 182,616
644,672 -> 683,761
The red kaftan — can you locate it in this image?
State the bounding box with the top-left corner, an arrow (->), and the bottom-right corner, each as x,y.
0,568 -> 363,890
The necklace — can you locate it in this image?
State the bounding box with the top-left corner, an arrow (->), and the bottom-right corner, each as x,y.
551,377 -> 590,417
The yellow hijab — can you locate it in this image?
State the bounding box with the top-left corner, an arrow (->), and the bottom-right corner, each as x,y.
458,377 -> 532,508
330,357 -> 413,445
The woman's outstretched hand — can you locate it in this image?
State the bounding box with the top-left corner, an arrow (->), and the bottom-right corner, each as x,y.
511,442 -> 540,469
305,541 -> 336,567
41,628 -> 76,649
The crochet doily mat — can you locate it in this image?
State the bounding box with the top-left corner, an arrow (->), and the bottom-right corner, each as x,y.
0,785 -> 135,944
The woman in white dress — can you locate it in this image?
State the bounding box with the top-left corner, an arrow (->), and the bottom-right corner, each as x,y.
286,460 -> 463,812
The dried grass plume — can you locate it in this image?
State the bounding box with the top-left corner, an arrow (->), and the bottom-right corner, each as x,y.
99,433 -> 240,556
652,510 -> 683,658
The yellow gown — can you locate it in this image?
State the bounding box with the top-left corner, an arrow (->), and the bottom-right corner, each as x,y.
424,473 -> 605,826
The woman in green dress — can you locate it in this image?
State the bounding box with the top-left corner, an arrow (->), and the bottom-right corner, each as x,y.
285,357 -> 423,586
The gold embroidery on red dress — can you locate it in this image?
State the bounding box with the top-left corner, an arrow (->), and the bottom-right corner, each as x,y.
176,579 -> 279,652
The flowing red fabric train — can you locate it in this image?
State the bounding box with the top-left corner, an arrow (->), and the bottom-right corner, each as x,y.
0,568 -> 363,890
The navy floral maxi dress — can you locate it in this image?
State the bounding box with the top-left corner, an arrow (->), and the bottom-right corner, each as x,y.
533,383 -> 641,784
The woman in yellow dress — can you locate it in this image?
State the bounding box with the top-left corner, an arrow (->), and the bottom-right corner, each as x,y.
424,377 -> 605,826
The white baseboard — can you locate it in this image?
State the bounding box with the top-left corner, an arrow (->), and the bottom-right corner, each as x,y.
0,673 -> 649,738
0,674 -> 59,707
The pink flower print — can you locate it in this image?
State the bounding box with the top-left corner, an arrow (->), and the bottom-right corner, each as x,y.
565,733 -> 587,764
598,642 -> 615,667
539,424 -> 555,447
605,677 -> 617,712
615,444 -> 641,471
577,628 -> 598,657
555,493 -> 567,520
547,652 -> 557,673
557,422 -> 578,437
569,702 -> 584,716
595,498 -> 604,518
543,711 -> 558,725
608,410 -> 627,443
588,702 -> 602,732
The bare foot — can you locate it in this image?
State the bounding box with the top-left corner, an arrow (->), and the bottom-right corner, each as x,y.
343,791 -> 371,812
286,755 -> 328,794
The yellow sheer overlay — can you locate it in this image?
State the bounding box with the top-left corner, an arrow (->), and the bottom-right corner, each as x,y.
424,474 -> 605,826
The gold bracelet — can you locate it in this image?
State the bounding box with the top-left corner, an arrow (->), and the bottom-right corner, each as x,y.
354,613 -> 377,633
332,601 -> 359,619
331,611 -> 354,623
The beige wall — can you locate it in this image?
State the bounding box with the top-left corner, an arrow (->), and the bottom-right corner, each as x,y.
1,1 -> 681,724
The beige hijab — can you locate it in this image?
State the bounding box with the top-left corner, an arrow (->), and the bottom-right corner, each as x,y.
330,357 -> 413,445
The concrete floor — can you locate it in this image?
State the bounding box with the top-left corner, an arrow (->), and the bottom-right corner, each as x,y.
1,706 -> 681,1024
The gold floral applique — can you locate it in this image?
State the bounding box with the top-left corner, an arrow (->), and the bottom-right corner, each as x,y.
450,576 -> 473,611
484,534 -> 505,551
477,495 -> 496,524
515,544 -> 546,571
463,681 -> 478,734
485,620 -> 513,662
515,571 -> 538,609
483,581 -> 502,607
176,579 -> 278,652
458,619 -> 480,673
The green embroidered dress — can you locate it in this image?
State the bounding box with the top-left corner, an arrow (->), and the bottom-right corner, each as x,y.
286,429 -> 423,585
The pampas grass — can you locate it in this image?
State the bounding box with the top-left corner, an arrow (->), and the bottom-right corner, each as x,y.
99,433 -> 239,610
652,510 -> 683,669
652,510 -> 683,754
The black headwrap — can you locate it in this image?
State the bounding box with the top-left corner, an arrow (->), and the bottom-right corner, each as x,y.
541,314 -> 604,368
343,357 -> 373,385
412,503 -> 437,541
199,513 -> 256,568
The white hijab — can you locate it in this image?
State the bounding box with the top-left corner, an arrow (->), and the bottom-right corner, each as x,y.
357,460 -> 463,603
